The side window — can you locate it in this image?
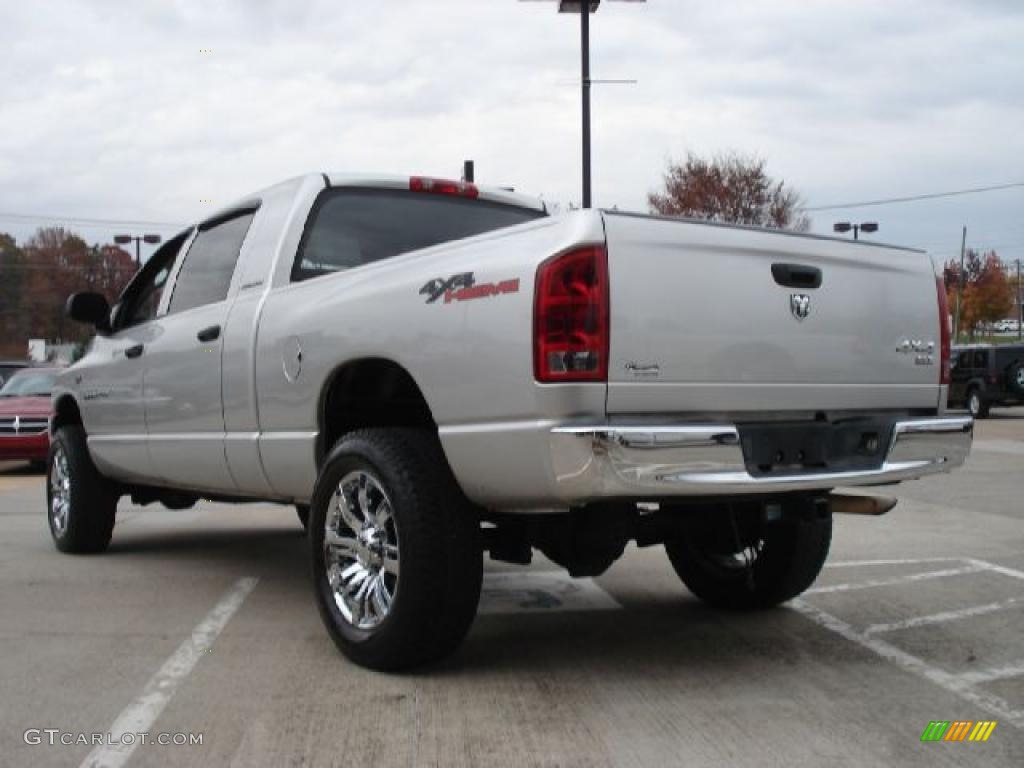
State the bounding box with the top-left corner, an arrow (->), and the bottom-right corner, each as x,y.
125,265 -> 171,326
956,351 -> 971,369
115,232 -> 190,330
973,350 -> 988,369
168,210 -> 256,314
292,189 -> 544,282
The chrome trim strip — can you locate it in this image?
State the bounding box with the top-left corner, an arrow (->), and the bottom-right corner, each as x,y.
550,417 -> 973,499
259,431 -> 318,441
88,430 -> 318,442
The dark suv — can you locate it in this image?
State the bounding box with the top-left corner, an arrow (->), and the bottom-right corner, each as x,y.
949,344 -> 1024,417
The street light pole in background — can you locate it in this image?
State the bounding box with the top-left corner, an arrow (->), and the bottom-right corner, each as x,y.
580,3 -> 592,209
114,233 -> 162,268
954,226 -> 967,344
1016,258 -> 1022,341
833,221 -> 879,241
523,0 -> 645,208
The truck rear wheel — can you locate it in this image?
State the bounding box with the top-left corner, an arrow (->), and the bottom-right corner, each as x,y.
664,501 -> 832,610
47,426 -> 118,554
309,428 -> 482,671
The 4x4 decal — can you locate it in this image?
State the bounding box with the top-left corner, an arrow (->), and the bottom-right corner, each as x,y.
420,272 -> 520,305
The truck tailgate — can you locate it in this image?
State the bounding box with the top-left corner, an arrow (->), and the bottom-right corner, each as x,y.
603,212 -> 942,414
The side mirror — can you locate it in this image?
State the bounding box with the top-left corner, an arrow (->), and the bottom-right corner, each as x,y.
66,292 -> 111,333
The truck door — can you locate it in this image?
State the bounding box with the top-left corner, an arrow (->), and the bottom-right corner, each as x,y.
142,208 -> 258,493
80,239 -> 184,482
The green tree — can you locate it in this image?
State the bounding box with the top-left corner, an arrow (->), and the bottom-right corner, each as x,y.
649,151 -> 810,231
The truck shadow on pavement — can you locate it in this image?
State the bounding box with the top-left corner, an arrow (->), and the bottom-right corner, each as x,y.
105,525 -> 311,584
449,601 -> 816,675
100,523 -> 794,674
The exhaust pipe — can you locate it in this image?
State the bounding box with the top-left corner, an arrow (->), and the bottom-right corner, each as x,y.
829,493 -> 898,516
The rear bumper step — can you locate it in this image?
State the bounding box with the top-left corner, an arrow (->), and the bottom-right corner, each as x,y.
549,417 -> 972,501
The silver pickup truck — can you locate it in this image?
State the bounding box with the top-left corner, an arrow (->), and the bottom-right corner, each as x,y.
52,173 -> 972,670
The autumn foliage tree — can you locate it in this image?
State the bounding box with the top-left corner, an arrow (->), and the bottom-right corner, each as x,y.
0,227 -> 136,357
649,151 -> 810,231
943,249 -> 1013,339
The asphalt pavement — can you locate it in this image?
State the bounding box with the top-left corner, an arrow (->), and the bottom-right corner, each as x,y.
1,411 -> 1021,767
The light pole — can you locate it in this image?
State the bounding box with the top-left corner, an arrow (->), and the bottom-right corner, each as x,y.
523,0 -> 646,208
114,233 -> 162,268
954,226 -> 967,344
1016,258 -> 1022,341
833,221 -> 879,241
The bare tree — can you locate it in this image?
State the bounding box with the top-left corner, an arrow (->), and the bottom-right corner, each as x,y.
649,151 -> 810,231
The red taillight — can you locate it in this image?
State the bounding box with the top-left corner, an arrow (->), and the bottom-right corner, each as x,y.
936,276 -> 951,385
533,246 -> 609,383
409,176 -> 479,199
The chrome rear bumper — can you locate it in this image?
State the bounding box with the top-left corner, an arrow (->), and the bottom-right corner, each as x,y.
549,417 -> 972,500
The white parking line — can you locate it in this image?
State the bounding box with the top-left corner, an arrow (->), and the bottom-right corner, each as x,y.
864,597 -> 1022,635
968,557 -> 1024,582
806,565 -> 983,595
825,558 -> 963,568
790,599 -> 1024,729
80,577 -> 259,768
959,661 -> 1024,686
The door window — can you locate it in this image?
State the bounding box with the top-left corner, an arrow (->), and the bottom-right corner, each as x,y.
115,232 -> 190,330
168,210 -> 256,314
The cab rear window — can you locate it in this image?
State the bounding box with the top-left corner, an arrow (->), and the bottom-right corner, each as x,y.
291,188 -> 544,282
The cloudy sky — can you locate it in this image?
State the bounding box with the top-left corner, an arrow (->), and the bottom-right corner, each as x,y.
1,0 -> 1022,267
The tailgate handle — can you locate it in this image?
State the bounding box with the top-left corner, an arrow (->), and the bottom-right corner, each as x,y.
772,263 -> 822,289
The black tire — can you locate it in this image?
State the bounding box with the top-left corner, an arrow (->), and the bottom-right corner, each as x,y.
1008,363 -> 1024,398
295,504 -> 310,531
47,425 -> 118,554
665,501 -> 832,610
309,428 -> 482,671
967,388 -> 990,419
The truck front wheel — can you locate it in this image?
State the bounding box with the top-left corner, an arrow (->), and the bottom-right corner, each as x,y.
47,426 -> 118,554
309,428 -> 482,671
664,501 -> 832,610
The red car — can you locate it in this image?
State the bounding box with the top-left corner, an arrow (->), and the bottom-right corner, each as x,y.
0,367 -> 60,467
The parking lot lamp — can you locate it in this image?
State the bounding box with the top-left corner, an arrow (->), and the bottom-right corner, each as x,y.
114,233 -> 162,267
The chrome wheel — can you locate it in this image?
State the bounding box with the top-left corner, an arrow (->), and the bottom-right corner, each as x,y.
323,470 -> 400,631
1016,368 -> 1024,388
968,392 -> 981,417
49,445 -> 71,536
